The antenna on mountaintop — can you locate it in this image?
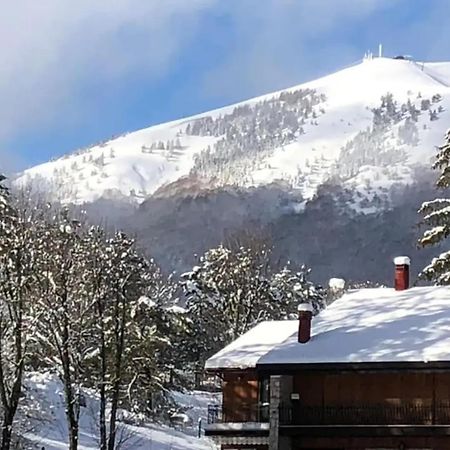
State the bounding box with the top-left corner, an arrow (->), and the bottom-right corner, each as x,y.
379,44 -> 383,58
363,50 -> 373,61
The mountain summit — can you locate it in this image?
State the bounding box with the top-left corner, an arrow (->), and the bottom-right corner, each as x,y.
17,57 -> 450,211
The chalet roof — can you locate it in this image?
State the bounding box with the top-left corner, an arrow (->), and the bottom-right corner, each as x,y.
205,286 -> 450,371
205,320 -> 298,371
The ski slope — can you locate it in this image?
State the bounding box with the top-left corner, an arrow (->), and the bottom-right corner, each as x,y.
16,57 -> 450,207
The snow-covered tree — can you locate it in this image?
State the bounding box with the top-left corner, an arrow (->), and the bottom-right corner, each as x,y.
32,209 -> 90,450
0,179 -> 39,449
78,227 -> 176,448
0,175 -> 14,230
420,130 -> 450,283
189,88 -> 325,184
270,265 -> 326,317
181,244 -> 272,366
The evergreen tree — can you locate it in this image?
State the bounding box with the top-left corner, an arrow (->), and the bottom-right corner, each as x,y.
419,130 -> 450,283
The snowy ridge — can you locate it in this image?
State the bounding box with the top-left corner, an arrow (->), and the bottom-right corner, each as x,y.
16,58 -> 450,210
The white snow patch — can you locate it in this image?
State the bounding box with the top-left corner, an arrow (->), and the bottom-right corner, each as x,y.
23,372 -> 215,450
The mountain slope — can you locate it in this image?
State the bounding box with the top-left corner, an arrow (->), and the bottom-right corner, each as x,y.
16,57 -> 450,207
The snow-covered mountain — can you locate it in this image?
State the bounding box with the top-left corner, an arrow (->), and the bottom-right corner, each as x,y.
16,57 -> 450,211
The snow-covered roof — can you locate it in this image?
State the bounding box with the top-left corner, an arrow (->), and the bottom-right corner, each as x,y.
205,321 -> 298,370
206,286 -> 450,370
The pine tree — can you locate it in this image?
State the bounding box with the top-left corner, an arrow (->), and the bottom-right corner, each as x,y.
419,130 -> 450,283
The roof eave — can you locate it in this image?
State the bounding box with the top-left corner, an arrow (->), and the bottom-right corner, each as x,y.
205,366 -> 257,375
256,360 -> 450,374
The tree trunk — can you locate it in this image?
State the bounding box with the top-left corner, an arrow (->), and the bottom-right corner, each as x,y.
99,324 -> 107,450
62,364 -> 78,450
107,293 -> 126,450
0,269 -> 25,450
1,412 -> 13,450
67,418 -> 79,450
61,296 -> 79,450
1,376 -> 23,450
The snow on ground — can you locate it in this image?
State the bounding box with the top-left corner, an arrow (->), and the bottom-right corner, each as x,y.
15,57 -> 450,207
170,390 -> 221,427
206,286 -> 450,370
24,372 -> 217,450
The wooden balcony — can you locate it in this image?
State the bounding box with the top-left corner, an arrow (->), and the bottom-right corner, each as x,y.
279,402 -> 450,426
208,402 -> 450,426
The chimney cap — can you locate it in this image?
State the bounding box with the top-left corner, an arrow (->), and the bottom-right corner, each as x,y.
298,303 -> 314,313
329,278 -> 346,290
394,256 -> 411,266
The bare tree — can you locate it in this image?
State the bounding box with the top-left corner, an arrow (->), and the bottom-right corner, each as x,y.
0,177 -> 39,449
80,228 -> 169,450
33,209 -> 93,450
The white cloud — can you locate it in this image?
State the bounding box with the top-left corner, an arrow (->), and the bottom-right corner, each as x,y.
0,0 -> 216,146
1,0 -> 448,172
199,0 -> 402,100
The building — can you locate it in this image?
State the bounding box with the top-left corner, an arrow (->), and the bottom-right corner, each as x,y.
204,257 -> 450,449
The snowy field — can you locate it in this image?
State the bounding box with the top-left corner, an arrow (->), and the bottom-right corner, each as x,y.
23,373 -> 218,450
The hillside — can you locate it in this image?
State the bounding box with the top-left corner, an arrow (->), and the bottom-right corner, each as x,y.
16,57 -> 450,211
23,373 -> 216,450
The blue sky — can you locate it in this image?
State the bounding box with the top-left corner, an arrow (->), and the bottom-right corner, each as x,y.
1,0 -> 450,172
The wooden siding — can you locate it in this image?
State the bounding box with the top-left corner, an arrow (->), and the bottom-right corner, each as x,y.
218,369 -> 450,448
289,371 -> 450,448
222,371 -> 259,422
293,372 -> 450,407
292,435 -> 450,449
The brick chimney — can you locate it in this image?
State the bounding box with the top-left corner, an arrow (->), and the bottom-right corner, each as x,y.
394,256 -> 410,291
298,303 -> 314,344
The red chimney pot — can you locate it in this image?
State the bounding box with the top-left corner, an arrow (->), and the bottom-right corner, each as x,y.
394,256 -> 410,291
298,303 -> 313,343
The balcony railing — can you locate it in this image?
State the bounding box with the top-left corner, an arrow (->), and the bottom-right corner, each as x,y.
279,402 -> 450,426
208,402 -> 450,426
207,404 -> 269,424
